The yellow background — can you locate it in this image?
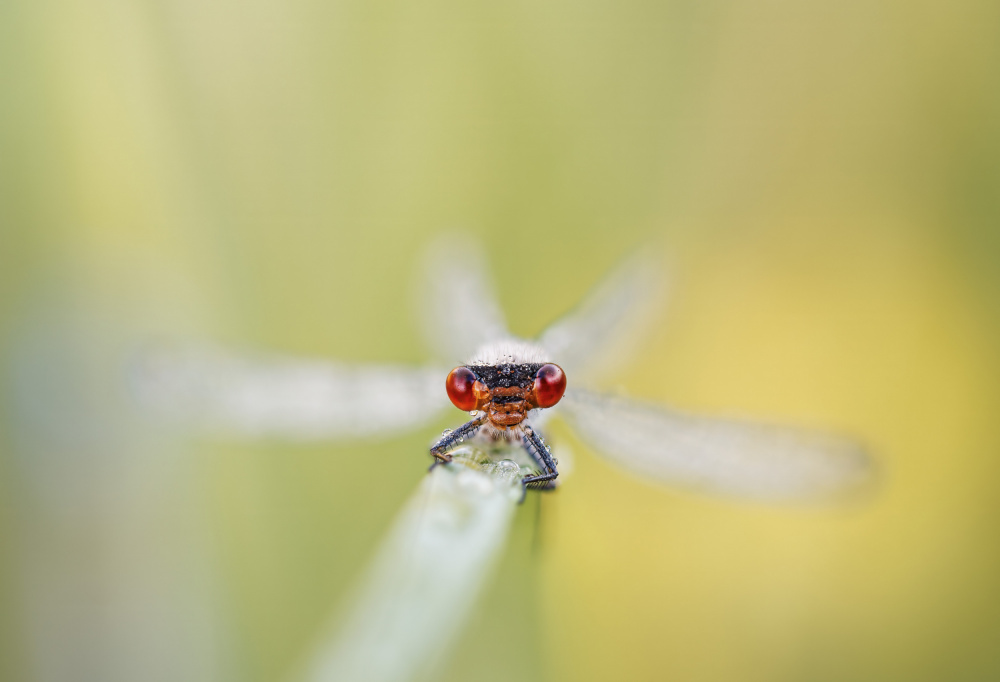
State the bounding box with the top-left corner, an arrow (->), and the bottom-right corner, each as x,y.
2,1 -> 999,681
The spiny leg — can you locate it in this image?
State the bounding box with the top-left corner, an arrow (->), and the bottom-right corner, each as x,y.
520,425 -> 559,495
428,413 -> 488,470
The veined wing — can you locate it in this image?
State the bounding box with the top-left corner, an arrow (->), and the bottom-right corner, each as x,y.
416,234 -> 510,362
560,389 -> 875,502
538,252 -> 665,383
130,346 -> 449,440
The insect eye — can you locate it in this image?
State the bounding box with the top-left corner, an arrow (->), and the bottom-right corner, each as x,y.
446,367 -> 487,411
533,363 -> 566,408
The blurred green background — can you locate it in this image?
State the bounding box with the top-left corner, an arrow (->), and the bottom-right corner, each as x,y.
2,1 -> 999,681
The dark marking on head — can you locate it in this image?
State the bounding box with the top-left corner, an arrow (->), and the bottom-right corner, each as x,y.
467,364 -> 544,390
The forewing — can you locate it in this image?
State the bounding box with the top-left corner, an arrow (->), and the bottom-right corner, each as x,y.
416,234 -> 510,362
561,389 -> 875,502
130,346 -> 449,440
538,252 -> 665,383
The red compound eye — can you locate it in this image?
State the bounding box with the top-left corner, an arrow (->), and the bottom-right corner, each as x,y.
446,367 -> 486,411
533,363 -> 566,408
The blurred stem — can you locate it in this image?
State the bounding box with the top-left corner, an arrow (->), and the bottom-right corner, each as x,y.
296,455 -> 523,682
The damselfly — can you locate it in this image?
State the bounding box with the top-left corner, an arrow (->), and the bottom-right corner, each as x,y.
135,236 -> 873,502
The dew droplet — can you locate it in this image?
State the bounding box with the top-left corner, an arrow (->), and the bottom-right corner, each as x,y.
491,459 -> 520,483
441,428 -> 453,437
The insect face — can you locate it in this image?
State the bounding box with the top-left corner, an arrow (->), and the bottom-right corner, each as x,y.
445,363 -> 566,430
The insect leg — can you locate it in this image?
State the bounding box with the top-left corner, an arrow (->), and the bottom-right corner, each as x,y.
520,425 -> 559,492
428,413 -> 488,467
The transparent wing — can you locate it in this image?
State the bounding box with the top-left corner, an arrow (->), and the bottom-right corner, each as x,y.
560,388 -> 875,502
129,346 -> 449,440
538,251 -> 665,383
416,234 -> 510,362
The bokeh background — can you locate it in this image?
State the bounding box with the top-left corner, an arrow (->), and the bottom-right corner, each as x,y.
2,1 -> 999,681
